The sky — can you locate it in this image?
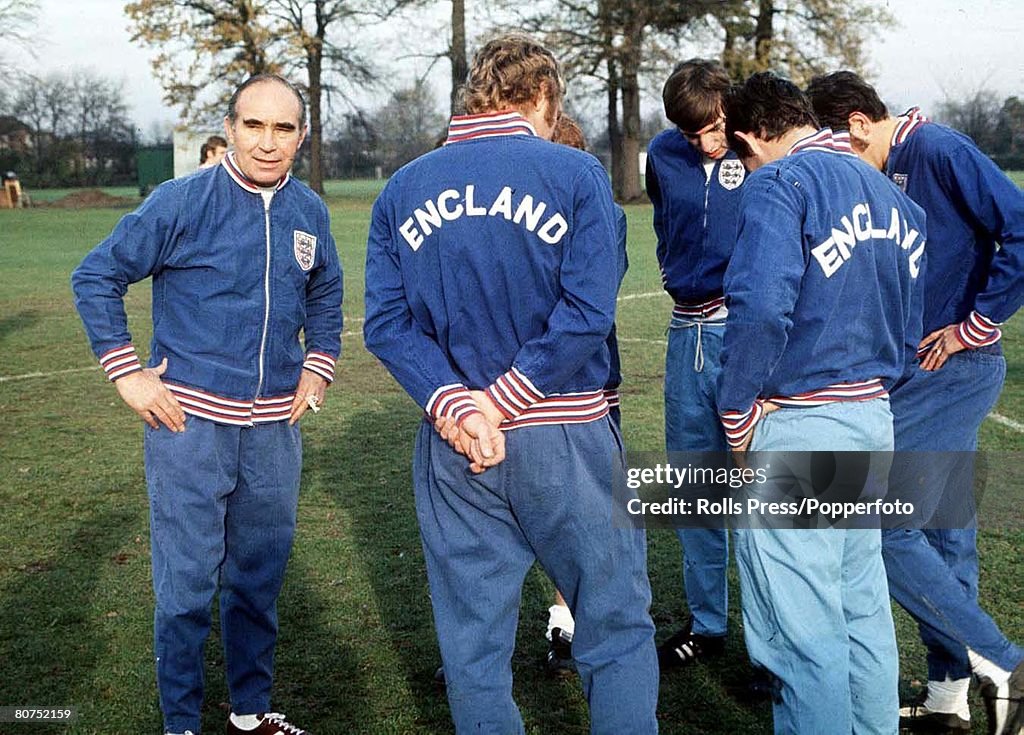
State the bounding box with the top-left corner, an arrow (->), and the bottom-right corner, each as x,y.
19,0 -> 1024,135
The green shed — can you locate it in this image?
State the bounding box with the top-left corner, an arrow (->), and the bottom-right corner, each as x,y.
136,145 -> 174,195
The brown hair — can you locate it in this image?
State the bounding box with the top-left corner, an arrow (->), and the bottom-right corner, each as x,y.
806,71 -> 888,132
200,134 -> 228,164
662,59 -> 731,133
461,34 -> 564,116
552,115 -> 587,150
725,72 -> 818,159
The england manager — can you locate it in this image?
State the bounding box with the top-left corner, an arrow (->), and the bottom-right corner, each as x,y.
363,33 -> 658,735
71,74 -> 341,735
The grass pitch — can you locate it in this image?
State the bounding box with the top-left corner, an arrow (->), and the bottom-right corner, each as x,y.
0,179 -> 1021,734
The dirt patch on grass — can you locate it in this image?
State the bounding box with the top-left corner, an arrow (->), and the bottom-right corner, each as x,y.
43,189 -> 138,208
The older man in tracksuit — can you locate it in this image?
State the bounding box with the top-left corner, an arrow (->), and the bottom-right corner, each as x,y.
646,59 -> 747,667
72,74 -> 341,735
721,72 -> 926,734
363,34 -> 657,735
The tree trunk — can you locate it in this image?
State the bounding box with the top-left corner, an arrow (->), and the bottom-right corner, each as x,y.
721,23 -> 738,78
307,49 -> 324,194
306,0 -> 326,195
449,0 -> 467,116
754,0 -> 774,70
606,57 -> 624,202
618,10 -> 645,202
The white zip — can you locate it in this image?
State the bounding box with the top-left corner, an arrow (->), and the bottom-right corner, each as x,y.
253,192 -> 273,417
703,174 -> 710,231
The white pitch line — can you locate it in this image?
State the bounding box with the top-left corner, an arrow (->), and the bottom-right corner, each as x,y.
618,337 -> 668,346
987,412 -> 1024,434
618,291 -> 665,302
0,366 -> 100,383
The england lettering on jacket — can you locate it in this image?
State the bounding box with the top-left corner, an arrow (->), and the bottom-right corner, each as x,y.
398,184 -> 568,251
811,203 -> 925,278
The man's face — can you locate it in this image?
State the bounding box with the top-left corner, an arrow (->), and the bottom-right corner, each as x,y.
680,114 -> 728,159
206,145 -> 227,166
224,81 -> 306,186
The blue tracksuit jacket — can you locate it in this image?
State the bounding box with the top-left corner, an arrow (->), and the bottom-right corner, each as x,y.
887,108 -> 1024,349
646,128 -> 746,308
364,111 -> 619,429
718,129 -> 927,447
72,154 -> 343,425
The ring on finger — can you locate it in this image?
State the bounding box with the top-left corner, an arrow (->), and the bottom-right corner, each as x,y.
306,394 -> 321,413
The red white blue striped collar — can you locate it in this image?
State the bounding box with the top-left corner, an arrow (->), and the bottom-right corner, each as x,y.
787,127 -> 856,157
445,110 -> 538,145
221,151 -> 291,193
891,107 -> 929,146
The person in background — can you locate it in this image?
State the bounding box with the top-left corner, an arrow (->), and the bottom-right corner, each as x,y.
199,134 -> 228,168
537,113 -> 631,676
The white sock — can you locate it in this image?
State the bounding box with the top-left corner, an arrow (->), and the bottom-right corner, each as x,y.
229,713 -> 263,730
969,648 -> 1013,686
546,604 -> 574,641
924,676 -> 971,720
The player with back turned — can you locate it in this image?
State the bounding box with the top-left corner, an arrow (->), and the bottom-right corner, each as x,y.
363,33 -> 658,735
720,72 -> 927,734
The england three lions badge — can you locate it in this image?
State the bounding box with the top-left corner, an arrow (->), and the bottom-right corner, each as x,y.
718,159 -> 745,190
293,230 -> 317,271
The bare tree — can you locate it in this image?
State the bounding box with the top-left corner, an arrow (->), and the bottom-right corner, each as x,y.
716,0 -> 893,83
449,0 -> 468,115
265,0 -> 381,192
12,78 -> 47,172
13,69 -> 134,184
370,80 -> 445,173
126,0 -> 412,193
0,0 -> 38,73
937,88 -> 1001,152
517,1 -> 700,201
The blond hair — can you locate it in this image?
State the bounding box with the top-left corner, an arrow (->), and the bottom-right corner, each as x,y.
462,34 -> 564,115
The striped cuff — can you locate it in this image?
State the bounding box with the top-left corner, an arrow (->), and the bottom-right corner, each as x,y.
604,388 -> 621,408
99,344 -> 143,382
720,401 -> 765,450
426,383 -> 481,425
303,351 -> 337,382
485,367 -> 545,421
955,311 -> 1002,349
